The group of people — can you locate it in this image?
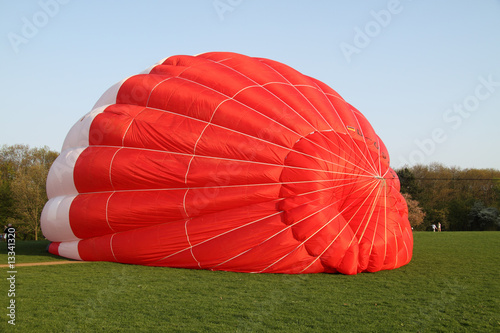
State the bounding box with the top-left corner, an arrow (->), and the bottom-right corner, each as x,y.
431,223 -> 442,232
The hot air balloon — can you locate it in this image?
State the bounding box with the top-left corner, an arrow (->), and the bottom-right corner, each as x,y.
41,52 -> 412,274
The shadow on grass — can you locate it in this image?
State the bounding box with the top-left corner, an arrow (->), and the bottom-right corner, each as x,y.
0,240 -> 68,263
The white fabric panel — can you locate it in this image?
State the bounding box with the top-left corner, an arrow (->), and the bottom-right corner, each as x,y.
40,195 -> 78,242
46,147 -> 84,198
92,80 -> 124,110
61,105 -> 109,152
91,61 -> 160,110
58,240 -> 82,261
42,60 -> 163,251
139,57 -> 167,74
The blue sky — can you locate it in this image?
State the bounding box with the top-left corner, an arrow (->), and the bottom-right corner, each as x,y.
1,0 -> 499,170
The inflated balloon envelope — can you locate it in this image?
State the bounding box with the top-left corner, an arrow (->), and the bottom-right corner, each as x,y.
41,52 -> 413,274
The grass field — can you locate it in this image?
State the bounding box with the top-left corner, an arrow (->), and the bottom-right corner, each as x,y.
0,232 -> 498,332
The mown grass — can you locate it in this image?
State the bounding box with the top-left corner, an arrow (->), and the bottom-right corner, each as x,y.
0,240 -> 64,263
0,232 -> 498,332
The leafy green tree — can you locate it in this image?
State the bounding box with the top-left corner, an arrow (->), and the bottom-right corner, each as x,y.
493,179 -> 500,208
0,144 -> 58,240
396,164 -> 500,231
425,208 -> 448,231
396,167 -> 422,199
0,171 -> 15,225
9,163 -> 48,240
446,198 -> 472,231
468,201 -> 500,231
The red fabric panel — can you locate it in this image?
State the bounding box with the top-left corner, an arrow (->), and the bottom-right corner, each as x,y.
48,52 -> 413,274
78,234 -> 116,262
70,193 -> 111,239
73,146 -> 118,193
89,104 -> 145,146
48,242 -> 60,256
116,74 -> 169,106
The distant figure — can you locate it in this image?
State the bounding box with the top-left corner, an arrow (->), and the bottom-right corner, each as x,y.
431,224 -> 437,232
438,223 -> 442,232
4,224 -> 15,245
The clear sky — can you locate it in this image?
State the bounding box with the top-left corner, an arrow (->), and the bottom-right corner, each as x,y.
1,0 -> 499,170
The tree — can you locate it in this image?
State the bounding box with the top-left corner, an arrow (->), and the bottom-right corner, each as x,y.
0,144 -> 58,240
9,163 -> 48,240
493,178 -> 500,208
0,169 -> 15,224
396,167 -> 421,199
396,164 -> 500,231
425,208 -> 448,231
446,198 -> 471,231
468,201 -> 500,231
401,192 -> 425,230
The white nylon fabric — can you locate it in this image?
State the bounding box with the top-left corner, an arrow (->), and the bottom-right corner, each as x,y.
61,105 -> 110,152
40,195 -> 78,242
46,147 -> 85,198
57,240 -> 82,260
42,90 -> 123,242
92,80 -> 124,110
91,59 -> 159,110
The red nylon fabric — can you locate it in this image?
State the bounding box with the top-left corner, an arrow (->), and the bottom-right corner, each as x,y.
45,52 -> 413,274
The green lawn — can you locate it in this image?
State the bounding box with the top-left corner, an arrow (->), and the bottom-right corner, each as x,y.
1,240 -> 66,264
0,232 -> 498,332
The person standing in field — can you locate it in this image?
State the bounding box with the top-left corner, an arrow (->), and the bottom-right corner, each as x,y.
438,223 -> 442,232
431,224 -> 437,232
4,224 -> 15,250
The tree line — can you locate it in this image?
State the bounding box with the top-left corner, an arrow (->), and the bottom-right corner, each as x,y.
396,163 -> 500,231
1,144 -> 499,240
0,144 -> 58,240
